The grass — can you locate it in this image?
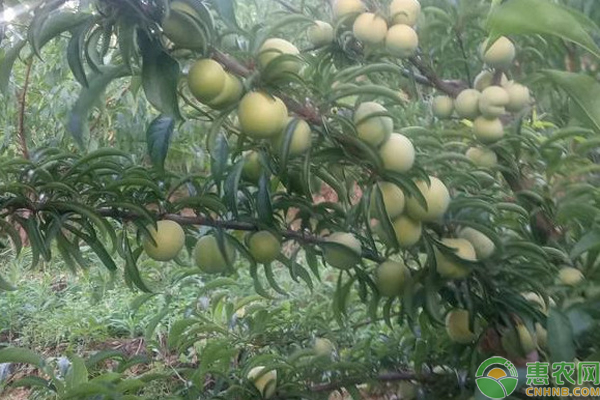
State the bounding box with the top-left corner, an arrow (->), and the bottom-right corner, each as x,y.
0,244 -> 415,400
1,251 -> 155,350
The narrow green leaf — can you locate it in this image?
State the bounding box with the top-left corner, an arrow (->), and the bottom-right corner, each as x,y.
224,160 -> 244,218
64,224 -> 117,271
210,133 -> 229,185
0,219 -> 23,255
257,173 -> 274,225
330,84 -> 405,105
263,263 -> 287,296
146,115 -> 175,172
117,17 -> 137,72
65,354 -> 88,389
67,21 -> 90,87
144,307 -> 170,340
168,319 -> 198,350
0,40 -> 26,95
570,230 -> 600,260
0,274 -> 16,292
63,383 -> 113,399
68,65 -> 129,146
542,70 -> 600,133
209,0 -> 239,31
0,347 -> 44,367
10,376 -> 51,390
487,0 -> 600,59
249,263 -> 273,299
37,11 -> 91,54
121,233 -> 152,293
140,33 -> 181,118
547,309 -> 576,363
27,0 -> 70,58
85,350 -> 125,369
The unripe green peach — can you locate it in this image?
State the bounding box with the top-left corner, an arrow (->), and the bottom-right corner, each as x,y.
389,0 -> 421,26
385,24 -> 418,58
391,214 -> 422,247
193,235 -> 237,273
322,232 -> 362,269
247,366 -> 277,399
170,0 -> 198,16
162,7 -> 204,49
535,323 -> 547,348
432,95 -> 454,119
473,116 -> 504,143
454,89 -> 481,119
313,338 -> 335,356
206,73 -> 243,108
558,267 -> 584,286
479,86 -> 509,118
188,59 -> 226,102
258,38 -> 301,77
308,21 -> 334,47
376,260 -> 409,297
465,146 -> 497,168
435,238 -> 476,279
247,230 -> 281,264
238,92 -> 288,138
353,13 -> 388,45
333,0 -> 365,20
142,220 -> 185,261
516,323 -> 536,354
521,291 -> 549,314
473,70 -> 508,91
241,151 -> 263,183
503,81 -> 531,112
370,181 -> 406,220
482,36 -> 515,69
272,118 -> 312,156
445,309 -> 478,343
354,102 -> 393,147
405,176 -> 450,221
379,133 -> 415,173
457,227 -> 495,260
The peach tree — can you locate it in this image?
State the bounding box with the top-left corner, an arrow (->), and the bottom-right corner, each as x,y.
0,0 -> 600,398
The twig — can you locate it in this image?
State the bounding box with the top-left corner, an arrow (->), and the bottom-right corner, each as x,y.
409,56 -> 462,97
273,0 -> 301,13
454,29 -> 472,86
17,57 -> 33,160
211,48 -> 322,124
400,66 -> 436,88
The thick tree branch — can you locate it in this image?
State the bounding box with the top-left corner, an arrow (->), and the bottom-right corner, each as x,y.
212,49 -> 251,78
4,203 -> 384,263
17,57 -> 33,160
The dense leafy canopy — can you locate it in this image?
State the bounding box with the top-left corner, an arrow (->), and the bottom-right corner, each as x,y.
1,0 -> 600,399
